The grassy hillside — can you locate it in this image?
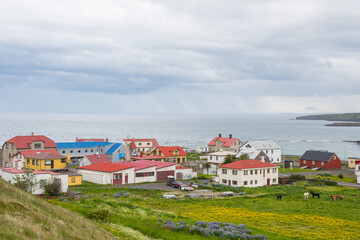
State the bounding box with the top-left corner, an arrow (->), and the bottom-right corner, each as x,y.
296,113 -> 360,122
0,178 -> 115,240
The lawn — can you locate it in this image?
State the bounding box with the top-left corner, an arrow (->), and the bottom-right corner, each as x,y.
278,167 -> 313,173
306,174 -> 357,183
50,182 -> 360,240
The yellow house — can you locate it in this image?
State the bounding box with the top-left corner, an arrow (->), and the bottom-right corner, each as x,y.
348,157 -> 360,168
147,146 -> 187,164
25,152 -> 67,171
66,171 -> 82,186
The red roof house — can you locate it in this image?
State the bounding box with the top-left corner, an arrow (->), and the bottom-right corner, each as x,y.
78,162 -> 134,172
79,154 -> 112,167
148,146 -> 187,164
208,134 -> 243,153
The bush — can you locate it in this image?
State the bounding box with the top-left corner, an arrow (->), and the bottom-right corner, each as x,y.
324,180 -> 338,186
338,174 -> 344,179
289,174 -> 305,181
44,181 -> 62,196
87,208 -> 110,222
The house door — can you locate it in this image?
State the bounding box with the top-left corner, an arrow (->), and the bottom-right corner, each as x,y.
228,181 -> 231,186
51,160 -> 54,169
267,179 -> 270,186
125,173 -> 128,184
113,173 -> 122,185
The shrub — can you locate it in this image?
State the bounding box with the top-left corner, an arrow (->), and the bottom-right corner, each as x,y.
289,174 -> 305,181
324,180 -> 337,186
338,174 -> 344,179
44,181 -> 62,196
87,208 -> 110,222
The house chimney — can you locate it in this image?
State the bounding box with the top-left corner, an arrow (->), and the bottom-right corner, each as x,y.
76,137 -> 78,142
219,133 -> 222,138
31,132 -> 34,136
106,138 -> 108,142
140,151 -> 143,157
229,134 -> 232,139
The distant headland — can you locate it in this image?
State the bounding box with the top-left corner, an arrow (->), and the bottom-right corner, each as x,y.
296,113 -> 360,126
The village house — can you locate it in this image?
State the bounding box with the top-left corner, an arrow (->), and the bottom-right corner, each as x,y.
25,152 -> 68,171
1,133 -> 57,168
355,162 -> 360,184
147,146 -> 187,164
77,163 -> 135,185
56,141 -> 128,166
123,160 -> 176,181
124,138 -> 159,155
0,168 -> 68,194
79,154 -> 112,167
300,150 -> 342,169
208,134 -> 243,153
12,149 -> 60,170
348,157 -> 360,168
218,159 -> 279,187
205,150 -> 237,175
236,140 -> 282,163
175,166 -> 197,180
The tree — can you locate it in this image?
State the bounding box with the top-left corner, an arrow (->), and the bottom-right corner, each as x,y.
202,162 -> 211,175
224,154 -> 235,164
238,154 -> 249,160
12,168 -> 39,193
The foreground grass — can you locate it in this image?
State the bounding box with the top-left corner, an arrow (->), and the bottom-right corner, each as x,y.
52,181 -> 360,240
0,179 -> 115,240
306,174 -> 356,183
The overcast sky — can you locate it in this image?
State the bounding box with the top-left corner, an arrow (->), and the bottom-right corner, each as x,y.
1,0 -> 360,115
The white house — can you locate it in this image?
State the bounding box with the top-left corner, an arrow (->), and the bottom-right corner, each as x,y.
208,151 -> 237,164
0,168 -> 68,194
236,140 -> 282,163
218,159 -> 279,187
175,166 -> 197,180
355,163 -> 360,184
77,163 -> 135,185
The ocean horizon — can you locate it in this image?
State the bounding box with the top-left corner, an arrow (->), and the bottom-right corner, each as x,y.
1,113 -> 360,160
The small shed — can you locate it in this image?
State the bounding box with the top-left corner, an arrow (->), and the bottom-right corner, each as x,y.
284,159 -> 294,168
278,175 -> 290,185
67,190 -> 83,199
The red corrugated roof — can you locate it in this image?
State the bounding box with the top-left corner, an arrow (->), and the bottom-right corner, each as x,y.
79,163 -> 134,172
77,138 -> 106,142
17,150 -> 61,157
208,137 -> 238,147
124,138 -> 159,149
27,152 -> 66,160
132,156 -> 164,160
5,135 -> 57,149
116,160 -> 157,171
133,160 -> 176,169
1,168 -> 62,175
156,146 -> 187,157
85,154 -> 112,164
220,159 -> 278,170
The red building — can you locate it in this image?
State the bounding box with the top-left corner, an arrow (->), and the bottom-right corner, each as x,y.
300,150 -> 342,169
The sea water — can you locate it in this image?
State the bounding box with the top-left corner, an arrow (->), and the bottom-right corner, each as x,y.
0,113 -> 359,160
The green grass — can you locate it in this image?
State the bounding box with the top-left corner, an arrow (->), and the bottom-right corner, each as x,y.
307,174 -> 356,183
0,178 -> 115,240
50,180 -> 360,240
278,167 -> 314,173
187,152 -> 201,161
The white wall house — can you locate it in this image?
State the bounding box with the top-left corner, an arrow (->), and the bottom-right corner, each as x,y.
175,166 -> 197,180
218,159 -> 279,187
207,151 -> 237,164
236,140 -> 282,163
355,163 -> 360,184
77,163 -> 135,185
0,168 -> 68,194
133,165 -> 157,183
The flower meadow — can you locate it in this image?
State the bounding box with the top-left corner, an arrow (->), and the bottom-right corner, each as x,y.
158,219 -> 268,240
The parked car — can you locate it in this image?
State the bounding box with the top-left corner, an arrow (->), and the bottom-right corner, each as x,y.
172,181 -> 186,189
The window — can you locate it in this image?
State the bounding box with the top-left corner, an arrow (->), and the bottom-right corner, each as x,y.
334,156 -> 336,159
244,170 -> 248,175
36,160 -> 39,166
177,158 -> 181,163
91,149 -> 93,152
78,150 -> 81,153
259,169 -> 261,174
312,161 -> 315,165
272,168 -> 276,173
139,143 -> 142,145
45,160 -> 52,166
9,154 -> 11,159
250,180 -> 253,185
232,170 -> 237,175
255,180 -> 258,184
321,162 -> 324,166
6,143 -> 9,149
71,178 -> 75,183
70,150 -> 73,153
222,169 -> 227,174
243,181 -> 248,185
222,179 -> 227,184
27,159 -> 29,164
210,156 -> 213,160
61,159 -> 66,163
147,143 -> 150,145
303,160 -> 306,164
250,170 -> 253,175
32,160 -> 35,165
272,178 -> 276,183
34,143 -> 41,149
85,150 -> 88,153
267,169 -> 270,173
232,180 -> 237,185
39,179 -> 47,188
5,162 -> 8,167
62,150 -> 65,154
266,150 -> 268,154
255,170 -> 257,174
216,156 -> 218,161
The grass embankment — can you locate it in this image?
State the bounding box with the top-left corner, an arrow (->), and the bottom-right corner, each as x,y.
0,179 -> 115,240
278,168 -> 313,173
53,181 -> 360,240
306,174 -> 356,183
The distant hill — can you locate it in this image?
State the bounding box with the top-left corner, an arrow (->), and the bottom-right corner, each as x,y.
0,179 -> 114,240
296,113 -> 360,122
